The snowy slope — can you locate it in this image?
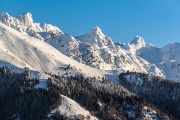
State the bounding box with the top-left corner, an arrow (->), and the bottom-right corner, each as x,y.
0,21 -> 104,119
0,22 -> 110,80
49,95 -> 98,120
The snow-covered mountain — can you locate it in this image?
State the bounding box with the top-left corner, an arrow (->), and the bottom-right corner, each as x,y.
1,12 -> 180,81
0,22 -> 110,79
135,43 -> 180,81
0,12 -> 63,40
116,40 -> 180,81
46,25 -> 163,77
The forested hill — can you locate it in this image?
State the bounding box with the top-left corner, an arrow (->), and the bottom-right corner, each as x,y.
119,72 -> 180,119
0,66 -> 176,119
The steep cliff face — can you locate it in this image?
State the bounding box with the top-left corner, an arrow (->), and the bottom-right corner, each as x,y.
17,12 -> 33,27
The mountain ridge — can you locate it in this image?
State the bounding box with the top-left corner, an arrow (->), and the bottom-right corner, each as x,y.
0,12 -> 180,81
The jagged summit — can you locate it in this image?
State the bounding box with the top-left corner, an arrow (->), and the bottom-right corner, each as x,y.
0,12 -> 63,39
88,26 -> 105,37
0,12 -> 10,17
76,26 -> 115,48
130,36 -> 146,47
38,23 -> 62,33
89,26 -> 103,34
17,12 -> 33,27
131,36 -> 145,45
18,12 -> 32,17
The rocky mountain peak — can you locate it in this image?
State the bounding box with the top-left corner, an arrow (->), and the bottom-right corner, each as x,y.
17,12 -> 33,27
0,12 -> 10,17
88,26 -> 104,36
130,36 -> 146,47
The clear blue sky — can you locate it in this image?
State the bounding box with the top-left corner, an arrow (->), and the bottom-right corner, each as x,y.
0,0 -> 180,47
